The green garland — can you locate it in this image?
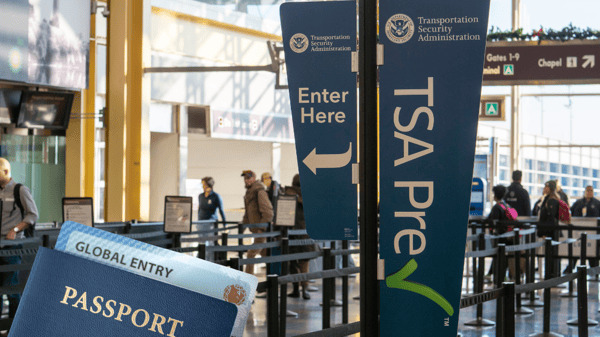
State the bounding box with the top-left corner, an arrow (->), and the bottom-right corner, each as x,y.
487,24 -> 600,42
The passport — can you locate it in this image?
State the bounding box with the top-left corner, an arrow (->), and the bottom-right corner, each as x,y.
55,221 -> 257,337
9,248 -> 238,337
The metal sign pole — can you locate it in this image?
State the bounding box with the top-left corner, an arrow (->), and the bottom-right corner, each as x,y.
359,0 -> 379,334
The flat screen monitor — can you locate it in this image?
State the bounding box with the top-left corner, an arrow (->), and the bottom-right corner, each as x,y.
0,90 -> 22,124
17,91 -> 74,130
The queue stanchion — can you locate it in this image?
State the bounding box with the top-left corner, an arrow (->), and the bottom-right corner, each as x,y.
513,229 -> 532,315
502,282 -> 515,337
561,226 -> 577,298
523,227 -> 543,307
42,234 -> 49,248
567,233 -> 598,327
279,236 -> 296,337
530,238 -> 560,337
577,266 -> 590,337
330,241 -> 342,307
322,247 -> 332,329
267,274 -> 280,337
266,223 -> 274,275
495,244 -> 506,337
173,233 -> 181,250
230,257 -> 240,271
464,232 -> 495,327
471,225 -> 478,291
593,221 -> 600,282
566,264 -> 598,328
342,240 -> 349,324
220,231 -> 229,262
238,223 -> 244,260
198,243 -> 206,260
124,221 -> 132,234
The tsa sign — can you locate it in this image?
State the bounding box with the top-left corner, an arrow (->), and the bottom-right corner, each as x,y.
379,0 -> 491,335
280,1 -> 357,240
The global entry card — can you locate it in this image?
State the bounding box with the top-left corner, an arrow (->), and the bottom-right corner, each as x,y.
55,221 -> 257,337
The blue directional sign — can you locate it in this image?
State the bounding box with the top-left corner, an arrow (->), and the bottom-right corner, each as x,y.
280,1 -> 357,240
470,177 -> 486,216
378,0 -> 490,335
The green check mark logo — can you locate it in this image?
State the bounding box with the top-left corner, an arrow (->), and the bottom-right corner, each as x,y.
385,258 -> 454,316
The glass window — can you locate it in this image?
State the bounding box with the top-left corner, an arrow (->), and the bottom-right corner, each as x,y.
529,186 -> 534,195
549,175 -> 558,181
573,166 -> 580,176
562,177 -> 570,187
499,155 -> 508,168
499,169 -> 507,181
583,180 -> 591,189
572,178 -> 580,188
594,169 -> 599,178
525,159 -> 533,170
537,161 -> 546,171
537,174 -> 546,184
562,164 -> 571,175
549,163 -> 559,173
537,187 -> 545,196
583,168 -> 590,177
594,181 -> 599,189
526,173 -> 533,183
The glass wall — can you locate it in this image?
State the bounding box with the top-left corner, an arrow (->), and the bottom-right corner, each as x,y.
0,135 -> 66,222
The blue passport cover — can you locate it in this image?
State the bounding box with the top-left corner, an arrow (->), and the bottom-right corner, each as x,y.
9,248 -> 237,337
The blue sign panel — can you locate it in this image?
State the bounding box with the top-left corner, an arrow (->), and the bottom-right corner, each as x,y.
379,0 -> 490,335
280,2 -> 357,240
470,177 -> 486,216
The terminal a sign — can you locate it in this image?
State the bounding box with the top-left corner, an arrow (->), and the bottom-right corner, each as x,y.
280,1 -> 357,240
379,0 -> 490,335
483,42 -> 599,85
479,96 -> 505,121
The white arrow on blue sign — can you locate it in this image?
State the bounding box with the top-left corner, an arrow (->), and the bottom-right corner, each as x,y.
280,1 -> 357,240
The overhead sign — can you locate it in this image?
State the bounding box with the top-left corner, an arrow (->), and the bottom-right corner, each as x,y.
479,95 -> 505,120
483,42 -> 599,85
379,0 -> 490,335
280,1 -> 357,240
211,109 -> 294,143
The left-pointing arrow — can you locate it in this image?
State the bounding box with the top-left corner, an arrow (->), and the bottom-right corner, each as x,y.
303,143 -> 352,175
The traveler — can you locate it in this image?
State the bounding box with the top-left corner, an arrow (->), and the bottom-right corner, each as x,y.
285,174 -> 317,300
198,177 -> 226,223
571,185 -> 600,218
0,158 -> 38,318
505,170 -> 531,216
241,170 -> 274,275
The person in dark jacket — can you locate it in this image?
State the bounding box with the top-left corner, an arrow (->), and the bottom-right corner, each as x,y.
198,177 -> 226,224
571,185 -> 600,218
537,180 -> 562,240
261,172 -> 281,209
241,170 -> 274,275
538,180 -> 562,278
485,185 -> 512,279
505,170 -> 531,217
285,174 -> 317,300
566,185 -> 600,272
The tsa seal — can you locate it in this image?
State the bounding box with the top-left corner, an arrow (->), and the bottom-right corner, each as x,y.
385,14 -> 414,44
290,33 -> 309,53
224,284 -> 247,305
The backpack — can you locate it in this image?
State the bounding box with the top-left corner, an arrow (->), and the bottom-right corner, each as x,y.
558,199 -> 571,223
13,183 -> 36,238
499,202 -> 518,221
499,202 -> 518,231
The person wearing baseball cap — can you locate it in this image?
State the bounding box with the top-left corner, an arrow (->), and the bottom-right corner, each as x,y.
241,169 -> 273,275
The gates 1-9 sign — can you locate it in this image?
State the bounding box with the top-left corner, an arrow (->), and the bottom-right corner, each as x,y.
478,96 -> 505,121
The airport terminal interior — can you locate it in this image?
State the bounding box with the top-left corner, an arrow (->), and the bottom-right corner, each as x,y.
0,0 -> 599,336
